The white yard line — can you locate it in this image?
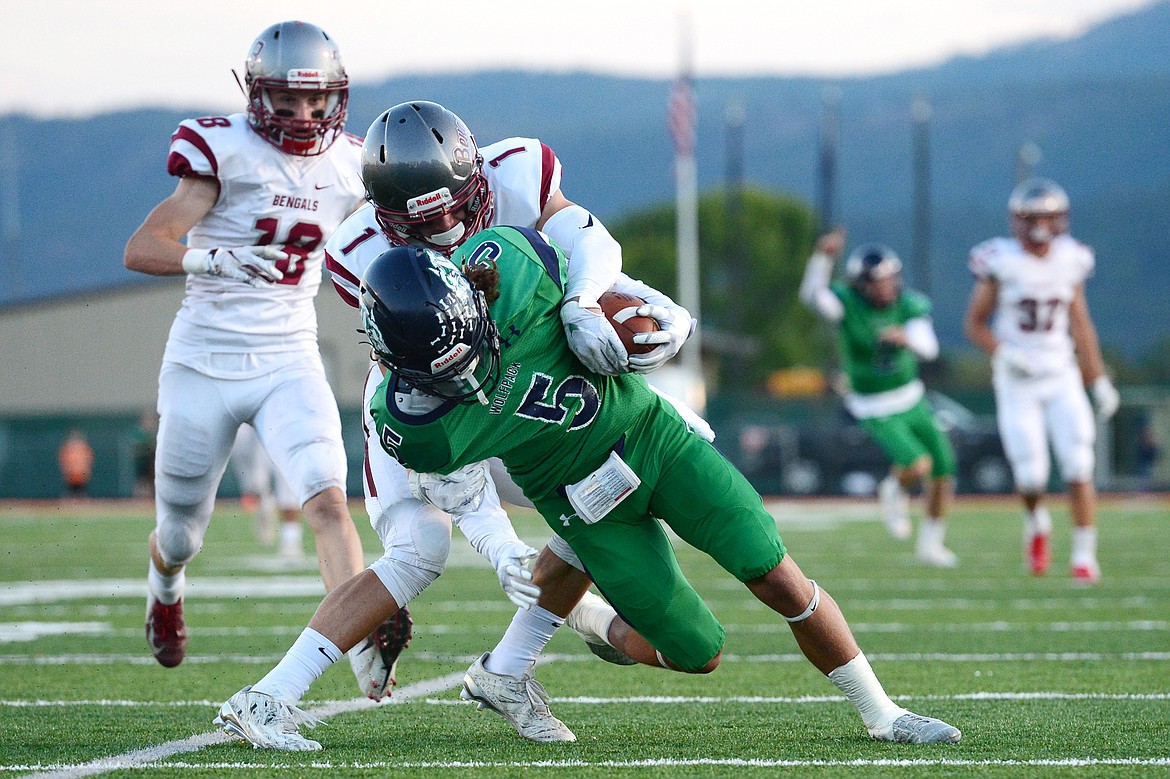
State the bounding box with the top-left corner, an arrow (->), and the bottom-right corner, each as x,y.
8,691 -> 1167,708
8,757 -> 1170,772
12,672 -> 466,779
4,649 -> 1170,666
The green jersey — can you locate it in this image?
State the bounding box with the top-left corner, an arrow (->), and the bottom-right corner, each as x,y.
370,226 -> 656,500
830,282 -> 931,395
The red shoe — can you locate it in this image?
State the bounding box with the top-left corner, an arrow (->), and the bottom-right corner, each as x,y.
146,595 -> 188,668
1028,533 -> 1050,576
1070,561 -> 1101,585
350,606 -> 413,700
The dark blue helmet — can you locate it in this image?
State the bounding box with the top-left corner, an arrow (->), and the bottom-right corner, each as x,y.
359,245 -> 500,403
844,243 -> 902,307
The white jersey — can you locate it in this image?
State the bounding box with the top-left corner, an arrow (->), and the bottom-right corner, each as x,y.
324,137 -> 560,307
164,113 -> 365,373
968,234 -> 1095,375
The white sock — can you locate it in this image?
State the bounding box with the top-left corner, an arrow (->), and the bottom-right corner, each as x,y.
1026,506 -> 1053,536
252,627 -> 341,704
484,606 -> 563,677
1071,526 -> 1098,564
917,518 -> 943,549
826,652 -> 906,737
148,562 -> 184,605
575,591 -> 619,646
279,522 -> 303,552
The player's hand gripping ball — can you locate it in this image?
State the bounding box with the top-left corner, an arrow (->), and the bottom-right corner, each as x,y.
598,291 -> 661,356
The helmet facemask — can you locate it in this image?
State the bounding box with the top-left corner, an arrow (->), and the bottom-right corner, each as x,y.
248,81 -> 348,156
371,167 -> 494,256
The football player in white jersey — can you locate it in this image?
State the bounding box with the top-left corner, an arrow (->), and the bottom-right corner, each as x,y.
963,178 -> 1120,583
215,101 -> 701,749
124,21 -> 412,695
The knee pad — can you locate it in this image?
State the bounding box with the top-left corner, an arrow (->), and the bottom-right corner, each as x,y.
547,532 -> 585,573
369,554 -> 441,609
369,498 -> 451,570
1058,441 -> 1095,484
1010,456 -> 1050,494
153,493 -> 212,567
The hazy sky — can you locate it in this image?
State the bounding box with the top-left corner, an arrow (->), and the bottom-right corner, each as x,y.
1,0 -> 1159,117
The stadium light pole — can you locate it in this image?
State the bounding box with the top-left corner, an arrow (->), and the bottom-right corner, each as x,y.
1016,142 -> 1043,184
911,92 -> 932,298
817,86 -> 841,232
724,99 -> 747,379
668,2 -> 705,412
0,119 -> 20,298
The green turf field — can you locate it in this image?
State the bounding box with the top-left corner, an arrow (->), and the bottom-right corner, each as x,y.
2,496 -> 1168,777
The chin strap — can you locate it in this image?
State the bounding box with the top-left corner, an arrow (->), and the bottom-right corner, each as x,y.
783,580 -> 820,624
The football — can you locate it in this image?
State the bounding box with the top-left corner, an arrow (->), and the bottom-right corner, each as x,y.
598,291 -> 660,356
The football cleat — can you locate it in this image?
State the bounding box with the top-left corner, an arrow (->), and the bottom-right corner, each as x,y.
1027,532 -> 1051,575
565,591 -> 636,666
915,543 -> 959,569
872,711 -> 962,744
214,686 -> 323,751
145,594 -> 187,668
349,606 -> 413,700
878,476 -> 912,540
1070,560 -> 1101,585
461,652 -> 577,742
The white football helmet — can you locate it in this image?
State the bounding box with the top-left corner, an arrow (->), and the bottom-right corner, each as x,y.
1009,178 -> 1069,246
243,21 -> 348,156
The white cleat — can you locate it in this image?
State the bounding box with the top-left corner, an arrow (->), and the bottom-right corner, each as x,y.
916,543 -> 959,569
871,711 -> 962,744
878,476 -> 912,540
565,591 -> 636,666
213,686 -> 323,751
461,652 -> 577,742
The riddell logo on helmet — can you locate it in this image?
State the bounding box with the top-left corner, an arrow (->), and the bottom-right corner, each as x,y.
287,69 -> 325,82
432,344 -> 471,373
408,188 -> 454,215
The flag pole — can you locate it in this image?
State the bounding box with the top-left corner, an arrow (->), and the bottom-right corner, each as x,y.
670,4 -> 705,412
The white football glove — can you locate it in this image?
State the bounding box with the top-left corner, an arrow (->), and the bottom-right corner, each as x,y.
495,542 -> 541,610
561,298 -> 629,375
182,246 -> 286,286
407,462 -> 489,515
628,303 -> 696,374
1091,375 -> 1120,421
993,345 -> 1038,380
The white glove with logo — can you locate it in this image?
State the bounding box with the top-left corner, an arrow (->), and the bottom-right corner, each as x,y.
495,542 -> 541,609
628,303 -> 696,374
561,298 -> 629,375
182,246 -> 286,286
408,462 -> 489,515
993,345 -> 1038,380
1092,375 -> 1120,421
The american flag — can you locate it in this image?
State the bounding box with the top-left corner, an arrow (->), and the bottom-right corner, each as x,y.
668,74 -> 696,158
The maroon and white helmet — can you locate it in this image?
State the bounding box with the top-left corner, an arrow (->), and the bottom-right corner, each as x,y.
243,21 -> 348,156
1009,178 -> 1070,246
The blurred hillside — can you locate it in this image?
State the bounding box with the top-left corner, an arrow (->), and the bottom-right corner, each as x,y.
1,1 -> 1167,359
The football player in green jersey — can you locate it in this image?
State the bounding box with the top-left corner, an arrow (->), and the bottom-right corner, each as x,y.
799,228 -> 958,567
363,227 -> 962,745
